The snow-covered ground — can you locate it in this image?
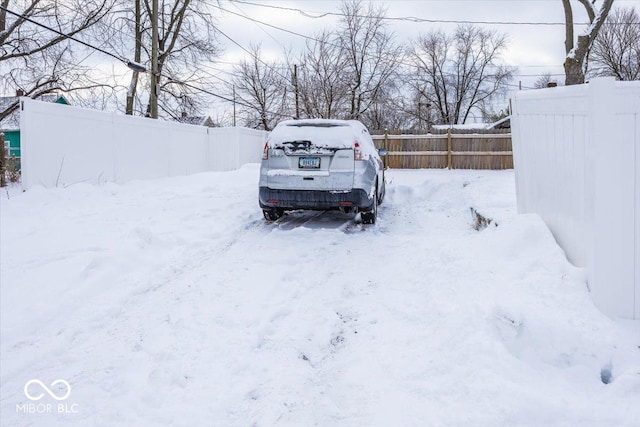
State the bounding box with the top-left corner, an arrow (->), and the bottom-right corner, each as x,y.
1,165 -> 638,427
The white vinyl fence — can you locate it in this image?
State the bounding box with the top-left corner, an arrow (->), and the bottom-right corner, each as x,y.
511,77 -> 640,319
19,98 -> 267,188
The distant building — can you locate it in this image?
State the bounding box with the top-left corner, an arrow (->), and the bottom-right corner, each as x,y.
431,116 -> 511,132
0,91 -> 70,158
486,116 -> 511,130
176,112 -> 216,127
431,123 -> 490,131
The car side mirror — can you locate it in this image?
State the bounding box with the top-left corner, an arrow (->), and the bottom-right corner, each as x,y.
378,149 -> 388,157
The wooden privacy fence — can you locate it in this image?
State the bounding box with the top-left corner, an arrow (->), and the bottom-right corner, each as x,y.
371,131 -> 513,169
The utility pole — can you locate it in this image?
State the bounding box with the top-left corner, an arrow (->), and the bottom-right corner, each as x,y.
150,0 -> 159,119
233,85 -> 236,127
293,64 -> 300,119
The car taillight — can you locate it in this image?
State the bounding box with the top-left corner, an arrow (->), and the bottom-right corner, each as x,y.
262,141 -> 269,160
354,141 -> 363,161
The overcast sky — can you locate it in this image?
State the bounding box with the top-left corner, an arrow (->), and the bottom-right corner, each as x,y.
213,1 -> 608,79
204,0 -> 632,119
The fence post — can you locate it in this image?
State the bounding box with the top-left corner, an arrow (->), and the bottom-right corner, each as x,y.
447,128 -> 452,169
383,128 -> 388,169
0,132 -> 6,187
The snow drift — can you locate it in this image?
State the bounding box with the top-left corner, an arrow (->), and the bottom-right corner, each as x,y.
1,166 -> 638,426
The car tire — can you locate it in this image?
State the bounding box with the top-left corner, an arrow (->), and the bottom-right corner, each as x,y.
263,208 -> 283,221
361,189 -> 378,224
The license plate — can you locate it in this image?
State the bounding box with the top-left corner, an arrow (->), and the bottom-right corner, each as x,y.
298,157 -> 320,169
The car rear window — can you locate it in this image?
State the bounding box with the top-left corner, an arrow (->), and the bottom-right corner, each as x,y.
270,122 -> 355,149
286,123 -> 348,128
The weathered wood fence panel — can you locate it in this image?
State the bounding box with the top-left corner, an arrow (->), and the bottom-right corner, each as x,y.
371,132 -> 513,170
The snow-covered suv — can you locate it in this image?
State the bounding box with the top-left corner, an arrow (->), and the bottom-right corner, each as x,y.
259,119 -> 386,224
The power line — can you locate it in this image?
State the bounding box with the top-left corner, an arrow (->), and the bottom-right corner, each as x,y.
229,1 -> 288,51
229,0 -> 596,26
11,0 -> 605,83
211,2 -> 321,45
0,4 -> 284,117
2,3 -> 540,116
213,2 -> 538,89
165,76 -> 293,119
211,23 -> 292,83
215,1 -> 581,81
199,66 -> 236,83
0,5 -> 144,72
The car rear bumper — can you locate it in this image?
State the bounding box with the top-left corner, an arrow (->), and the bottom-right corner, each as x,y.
259,187 -> 373,211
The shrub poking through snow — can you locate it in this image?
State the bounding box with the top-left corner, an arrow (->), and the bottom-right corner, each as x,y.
5,156 -> 20,183
0,139 -> 20,185
470,207 -> 497,231
601,363 -> 613,384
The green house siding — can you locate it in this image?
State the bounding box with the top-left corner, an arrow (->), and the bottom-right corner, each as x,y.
3,130 -> 20,157
1,95 -> 69,163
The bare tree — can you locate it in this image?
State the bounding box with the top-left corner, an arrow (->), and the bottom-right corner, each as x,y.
0,0 -> 114,121
359,77 -> 413,131
589,6 -> 640,81
281,1 -> 401,126
562,0 -> 614,85
337,0 -> 403,120
125,0 -> 144,115
96,0 -> 221,117
408,25 -> 514,125
0,0 -> 9,33
232,44 -> 289,130
0,0 -> 111,62
294,30 -> 350,120
533,73 -> 560,88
